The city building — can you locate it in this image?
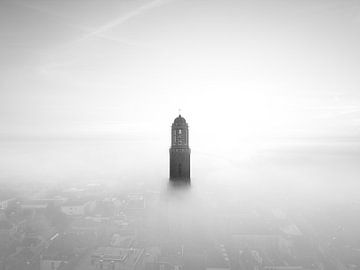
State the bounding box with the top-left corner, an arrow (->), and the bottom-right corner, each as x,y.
0,197 -> 16,211
41,232 -> 93,270
90,247 -> 145,270
40,236 -> 74,270
60,200 -> 93,216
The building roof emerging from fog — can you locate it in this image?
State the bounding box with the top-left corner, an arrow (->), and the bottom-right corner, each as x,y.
20,199 -> 49,209
61,199 -> 89,207
91,247 -> 144,266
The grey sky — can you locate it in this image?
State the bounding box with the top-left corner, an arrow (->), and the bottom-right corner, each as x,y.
1,0 -> 360,149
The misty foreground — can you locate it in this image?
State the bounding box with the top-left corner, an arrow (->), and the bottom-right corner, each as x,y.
0,138 -> 360,270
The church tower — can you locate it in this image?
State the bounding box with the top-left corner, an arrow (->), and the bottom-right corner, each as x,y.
169,115 -> 191,183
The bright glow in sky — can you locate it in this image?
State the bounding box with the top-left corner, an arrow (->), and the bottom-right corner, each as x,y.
1,0 -> 360,154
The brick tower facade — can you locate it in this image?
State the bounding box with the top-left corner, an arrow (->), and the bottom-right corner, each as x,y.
169,115 -> 191,183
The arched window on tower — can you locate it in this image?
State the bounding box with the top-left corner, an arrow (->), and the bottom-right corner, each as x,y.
178,163 -> 182,176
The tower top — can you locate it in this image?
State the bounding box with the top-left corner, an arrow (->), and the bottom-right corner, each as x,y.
173,114 -> 187,126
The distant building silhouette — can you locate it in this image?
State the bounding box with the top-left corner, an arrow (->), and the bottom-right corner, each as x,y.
169,115 -> 191,183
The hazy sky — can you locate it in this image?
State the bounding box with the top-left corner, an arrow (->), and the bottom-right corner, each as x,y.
1,0 -> 360,150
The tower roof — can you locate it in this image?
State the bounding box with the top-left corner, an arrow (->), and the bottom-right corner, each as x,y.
173,114 -> 187,126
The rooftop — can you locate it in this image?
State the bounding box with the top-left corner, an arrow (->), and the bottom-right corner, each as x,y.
172,115 -> 187,126
92,247 -> 144,266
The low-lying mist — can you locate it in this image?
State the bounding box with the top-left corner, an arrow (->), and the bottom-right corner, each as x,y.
1,137 -> 359,218
1,137 -> 360,269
